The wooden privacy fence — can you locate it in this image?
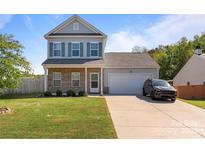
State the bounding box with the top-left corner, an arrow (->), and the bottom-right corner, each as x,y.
4,77 -> 44,94
175,85 -> 205,99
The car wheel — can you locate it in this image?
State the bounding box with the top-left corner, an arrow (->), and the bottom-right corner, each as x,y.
171,98 -> 176,102
143,88 -> 146,96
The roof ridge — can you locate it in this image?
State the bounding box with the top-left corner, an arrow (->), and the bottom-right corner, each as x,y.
105,52 -> 147,54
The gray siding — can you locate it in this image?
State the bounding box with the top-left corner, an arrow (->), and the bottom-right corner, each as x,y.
47,37 -> 104,59
58,21 -> 94,34
103,68 -> 159,87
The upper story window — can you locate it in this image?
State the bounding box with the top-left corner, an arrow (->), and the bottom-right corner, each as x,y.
53,42 -> 61,57
72,42 -> 80,57
90,42 -> 99,57
73,22 -> 79,31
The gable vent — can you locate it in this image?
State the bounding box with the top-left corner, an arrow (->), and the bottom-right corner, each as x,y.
73,22 -> 79,31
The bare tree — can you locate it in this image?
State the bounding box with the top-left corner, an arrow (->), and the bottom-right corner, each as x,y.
132,45 -> 148,53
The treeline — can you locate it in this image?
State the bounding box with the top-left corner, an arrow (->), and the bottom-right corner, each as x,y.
148,32 -> 205,80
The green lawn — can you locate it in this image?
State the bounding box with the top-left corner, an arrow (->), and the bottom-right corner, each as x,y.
0,97 -> 117,139
179,99 -> 205,109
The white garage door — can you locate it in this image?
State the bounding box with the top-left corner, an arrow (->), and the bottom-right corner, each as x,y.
108,73 -> 153,95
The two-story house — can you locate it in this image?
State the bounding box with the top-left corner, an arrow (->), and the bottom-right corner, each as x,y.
42,15 -> 159,95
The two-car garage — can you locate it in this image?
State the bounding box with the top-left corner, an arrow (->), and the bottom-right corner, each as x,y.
107,72 -> 154,95
103,53 -> 160,95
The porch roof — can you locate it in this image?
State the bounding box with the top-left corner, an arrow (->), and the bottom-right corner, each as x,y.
42,58 -> 104,66
42,52 -> 160,69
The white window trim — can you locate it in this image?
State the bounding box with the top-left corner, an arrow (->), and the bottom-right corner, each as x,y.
53,42 -> 61,57
71,72 -> 80,87
53,72 -> 62,87
71,42 -> 80,58
90,42 -> 99,57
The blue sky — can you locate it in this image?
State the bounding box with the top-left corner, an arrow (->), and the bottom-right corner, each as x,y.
1,14 -> 205,74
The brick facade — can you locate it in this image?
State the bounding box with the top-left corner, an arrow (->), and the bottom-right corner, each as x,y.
47,68 -> 102,94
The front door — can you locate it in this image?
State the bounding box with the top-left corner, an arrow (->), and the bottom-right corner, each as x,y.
90,73 -> 99,93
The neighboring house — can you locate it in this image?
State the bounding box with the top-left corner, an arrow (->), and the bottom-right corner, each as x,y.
42,15 -> 159,95
173,51 -> 205,99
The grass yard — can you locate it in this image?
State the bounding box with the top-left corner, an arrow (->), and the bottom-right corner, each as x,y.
0,97 -> 117,139
179,99 -> 205,109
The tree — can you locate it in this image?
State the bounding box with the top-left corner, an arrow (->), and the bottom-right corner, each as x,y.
150,37 -> 193,80
192,32 -> 205,53
0,34 -> 31,93
132,45 -> 148,53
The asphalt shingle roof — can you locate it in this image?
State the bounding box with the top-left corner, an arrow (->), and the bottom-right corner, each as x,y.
42,52 -> 159,68
42,58 -> 104,65
104,52 -> 159,68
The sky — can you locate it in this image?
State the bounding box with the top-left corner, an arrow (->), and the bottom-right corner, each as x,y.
1,14 -> 205,74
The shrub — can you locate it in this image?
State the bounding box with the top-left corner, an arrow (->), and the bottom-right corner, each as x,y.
78,91 -> 86,96
66,90 -> 76,97
56,89 -> 62,97
44,91 -> 52,97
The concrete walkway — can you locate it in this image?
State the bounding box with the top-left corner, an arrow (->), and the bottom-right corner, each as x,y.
105,95 -> 205,138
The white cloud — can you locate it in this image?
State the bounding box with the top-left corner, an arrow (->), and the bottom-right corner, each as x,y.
51,14 -> 65,20
106,30 -> 147,52
106,15 -> 205,52
147,14 -> 205,46
24,15 -> 33,30
0,15 -> 12,30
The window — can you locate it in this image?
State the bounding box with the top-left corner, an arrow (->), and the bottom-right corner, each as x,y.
72,42 -> 80,57
90,42 -> 99,57
53,42 -> 61,57
53,72 -> 61,87
73,22 -> 79,30
71,72 -> 80,87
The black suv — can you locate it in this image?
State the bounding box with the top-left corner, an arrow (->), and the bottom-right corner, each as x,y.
143,79 -> 177,101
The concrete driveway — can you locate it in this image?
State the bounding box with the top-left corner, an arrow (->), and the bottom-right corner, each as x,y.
105,95 -> 205,138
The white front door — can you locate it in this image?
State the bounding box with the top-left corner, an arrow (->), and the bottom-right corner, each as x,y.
90,73 -> 99,93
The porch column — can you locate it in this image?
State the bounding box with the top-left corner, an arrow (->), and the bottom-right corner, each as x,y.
85,67 -> 87,94
44,68 -> 48,92
100,67 -> 103,95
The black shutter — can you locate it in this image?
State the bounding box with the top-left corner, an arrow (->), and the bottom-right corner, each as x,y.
49,42 -> 53,57
61,42 -> 65,57
68,42 -> 71,57
80,42 -> 83,57
87,42 -> 90,57
99,42 -> 102,57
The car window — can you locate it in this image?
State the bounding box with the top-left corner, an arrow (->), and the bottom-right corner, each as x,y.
152,80 -> 171,87
148,80 -> 152,86
145,80 -> 150,86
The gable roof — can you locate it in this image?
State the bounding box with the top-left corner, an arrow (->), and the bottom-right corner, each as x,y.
104,52 -> 160,68
44,15 -> 107,38
173,53 -> 205,86
42,52 -> 160,69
